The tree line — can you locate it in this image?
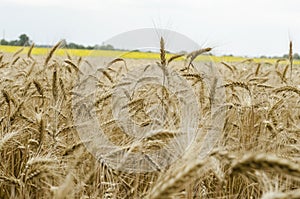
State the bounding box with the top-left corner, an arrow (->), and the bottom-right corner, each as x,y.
0,34 -> 116,50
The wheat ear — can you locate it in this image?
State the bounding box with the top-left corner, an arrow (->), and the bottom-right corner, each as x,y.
44,40 -> 63,66
147,158 -> 208,199
230,153 -> 300,178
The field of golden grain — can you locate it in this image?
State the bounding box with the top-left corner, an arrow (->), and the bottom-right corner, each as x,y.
0,41 -> 299,198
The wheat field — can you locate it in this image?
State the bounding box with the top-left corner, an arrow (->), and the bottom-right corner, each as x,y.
0,40 -> 300,199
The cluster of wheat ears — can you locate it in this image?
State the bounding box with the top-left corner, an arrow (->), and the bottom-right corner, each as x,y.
0,39 -> 299,199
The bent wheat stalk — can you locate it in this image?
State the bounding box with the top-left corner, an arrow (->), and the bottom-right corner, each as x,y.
146,158 -> 209,199
230,153 -> 300,178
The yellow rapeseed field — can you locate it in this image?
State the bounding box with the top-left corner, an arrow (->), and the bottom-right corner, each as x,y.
1,45 -> 299,64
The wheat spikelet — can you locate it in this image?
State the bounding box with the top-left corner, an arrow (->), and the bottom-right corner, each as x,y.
187,48 -> 212,61
84,60 -> 94,69
26,61 -> 36,77
265,61 -> 274,66
275,70 -> 286,83
25,168 -> 46,182
26,156 -> 57,167
11,56 -> 20,66
230,153 -> 300,178
56,124 -> 83,136
77,56 -> 82,65
9,100 -> 25,125
186,47 -> 212,69
27,43 -> 35,59
143,129 -> 181,141
182,73 -> 203,79
160,37 -> 166,67
97,68 -> 114,83
289,40 -> 293,80
209,77 -> 218,107
2,89 -> 17,108
107,57 -> 128,71
21,82 -> 32,97
182,72 -> 206,104
37,118 -> 45,153
282,64 -> 289,80
122,98 -> 144,110
52,65 -> 58,102
0,116 -> 5,125
267,99 -> 284,127
249,76 -> 269,83
12,47 -> 24,57
66,51 -> 72,60
241,58 -> 254,63
33,80 -> 44,96
255,63 -> 261,76
146,158 -> 208,199
64,59 -> 83,74
0,62 -> 9,68
59,78 -> 66,100
167,53 -> 184,64
274,59 -> 286,70
63,142 -> 84,156
222,81 -> 250,93
21,57 -> 29,66
94,92 -> 112,106
44,40 -> 63,66
2,89 -> 11,104
209,156 -> 225,181
273,86 -> 300,96
0,130 -> 21,151
222,61 -> 237,71
0,175 -> 21,186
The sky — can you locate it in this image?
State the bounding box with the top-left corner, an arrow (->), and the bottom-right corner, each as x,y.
0,0 -> 299,57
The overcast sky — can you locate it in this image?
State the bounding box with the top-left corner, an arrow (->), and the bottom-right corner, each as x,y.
0,0 -> 299,57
